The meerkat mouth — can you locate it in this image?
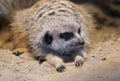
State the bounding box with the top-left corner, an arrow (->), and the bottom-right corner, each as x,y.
69,44 -> 84,49
68,39 -> 85,49
74,45 -> 83,49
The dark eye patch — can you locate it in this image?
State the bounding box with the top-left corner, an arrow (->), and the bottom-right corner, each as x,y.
78,27 -> 81,34
59,32 -> 74,41
43,31 -> 53,45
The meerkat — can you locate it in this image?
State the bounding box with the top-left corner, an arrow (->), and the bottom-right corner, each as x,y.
11,0 -> 91,72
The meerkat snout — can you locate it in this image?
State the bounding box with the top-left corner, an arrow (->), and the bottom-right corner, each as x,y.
75,39 -> 85,46
79,41 -> 85,46
73,31 -> 85,47
78,37 -> 85,46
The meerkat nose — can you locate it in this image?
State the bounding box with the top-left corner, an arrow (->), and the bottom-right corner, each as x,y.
78,38 -> 85,46
75,40 -> 85,46
79,41 -> 85,46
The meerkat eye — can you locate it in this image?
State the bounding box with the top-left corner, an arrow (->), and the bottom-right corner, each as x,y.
43,31 -> 53,45
59,32 -> 74,41
78,27 -> 81,34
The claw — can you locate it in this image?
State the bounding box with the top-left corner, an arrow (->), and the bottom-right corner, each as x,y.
75,60 -> 84,68
56,65 -> 65,72
12,48 -> 28,56
13,51 -> 24,56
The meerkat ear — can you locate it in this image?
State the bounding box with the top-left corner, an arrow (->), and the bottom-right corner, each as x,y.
43,31 -> 53,45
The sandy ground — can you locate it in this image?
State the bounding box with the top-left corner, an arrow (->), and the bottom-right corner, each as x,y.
0,37 -> 120,81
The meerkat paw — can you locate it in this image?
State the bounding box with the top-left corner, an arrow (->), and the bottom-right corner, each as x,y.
13,48 -> 28,56
55,61 -> 65,72
75,60 -> 84,67
56,65 -> 65,72
75,55 -> 85,68
45,54 -> 65,72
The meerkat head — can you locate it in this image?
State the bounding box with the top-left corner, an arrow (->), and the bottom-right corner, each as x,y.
39,21 -> 85,55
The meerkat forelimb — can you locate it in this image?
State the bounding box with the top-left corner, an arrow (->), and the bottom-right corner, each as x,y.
45,54 -> 65,72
